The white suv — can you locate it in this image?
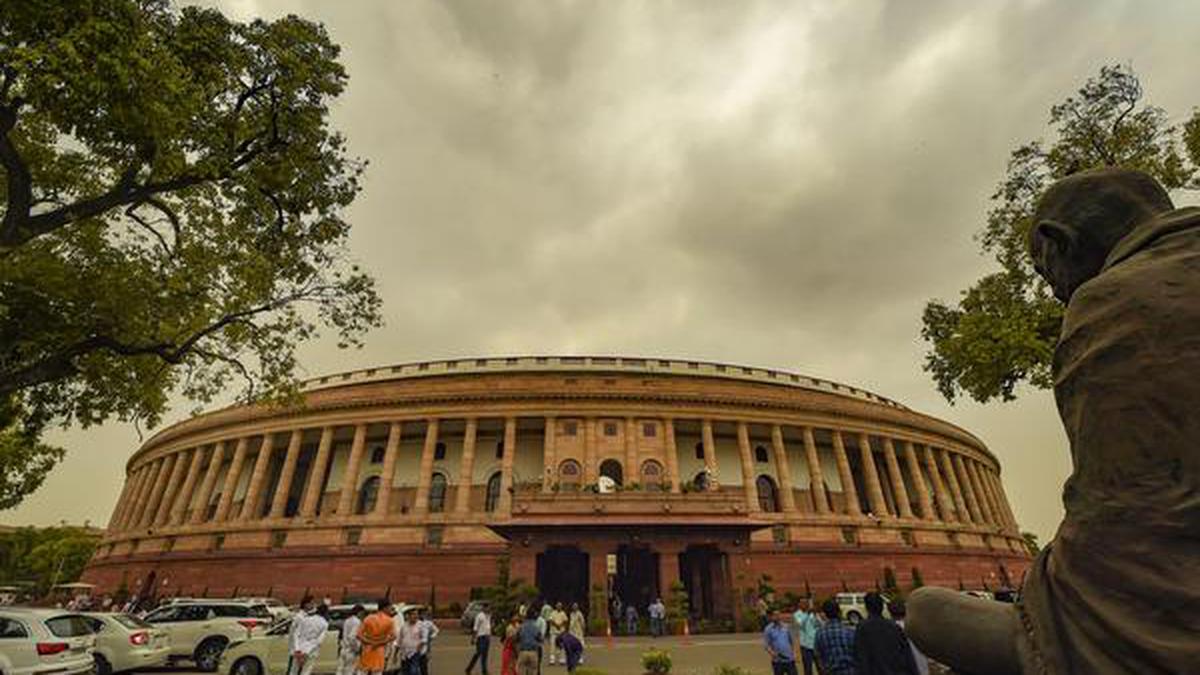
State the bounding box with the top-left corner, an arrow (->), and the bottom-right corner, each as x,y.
142,601 -> 272,671
834,592 -> 891,624
0,608 -> 96,675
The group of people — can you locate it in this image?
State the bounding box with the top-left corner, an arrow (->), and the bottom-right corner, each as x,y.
494,600 -> 588,674
763,593 -> 928,675
330,599 -> 441,675
609,595 -> 668,636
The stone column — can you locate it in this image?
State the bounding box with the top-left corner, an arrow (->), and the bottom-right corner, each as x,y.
498,417 -> 518,514
922,445 -> 955,522
664,418 -> 681,494
858,433 -> 889,517
939,449 -> 970,524
541,416 -> 556,492
456,418 -> 479,513
882,439 -> 913,518
413,419 -> 441,514
335,424 -> 369,517
735,422 -> 760,512
169,447 -> 206,526
373,422 -> 402,518
585,543 -> 612,599
986,470 -> 1018,531
138,455 -> 175,529
113,467 -> 146,531
770,425 -> 798,513
965,460 -> 996,526
978,464 -> 1007,528
831,431 -> 861,516
190,442 -> 227,525
239,437 -> 276,521
700,419 -> 718,477
213,438 -> 249,523
131,460 -> 164,530
299,428 -> 334,518
903,442 -> 935,520
583,418 -> 598,484
952,454 -> 984,524
657,544 -> 682,597
625,417 -> 639,485
106,473 -> 137,531
801,427 -> 830,514
154,450 -> 190,527
269,430 -> 304,519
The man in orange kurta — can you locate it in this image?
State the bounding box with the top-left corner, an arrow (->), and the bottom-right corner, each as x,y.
357,599 -> 397,674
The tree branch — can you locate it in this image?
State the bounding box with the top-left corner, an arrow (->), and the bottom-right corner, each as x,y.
0,100 -> 33,244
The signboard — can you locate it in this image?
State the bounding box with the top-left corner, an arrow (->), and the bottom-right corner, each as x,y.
606,553 -> 617,575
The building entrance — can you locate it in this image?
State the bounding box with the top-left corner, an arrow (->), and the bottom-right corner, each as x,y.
613,545 -> 658,613
536,545 -> 589,607
680,544 -> 731,619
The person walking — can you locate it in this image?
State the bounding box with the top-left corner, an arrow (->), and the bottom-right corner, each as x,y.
534,604 -> 548,675
814,599 -> 856,675
289,600 -> 329,675
792,599 -> 821,675
396,608 -> 425,675
357,600 -> 397,675
516,608 -> 543,675
623,603 -> 639,635
417,608 -> 439,675
554,631 -> 584,673
567,603 -> 586,652
888,600 -> 929,675
466,602 -> 492,675
647,598 -> 666,637
855,593 -> 918,675
337,605 -> 366,675
763,609 -> 799,675
757,596 -> 772,631
501,615 -> 521,675
548,603 -> 568,665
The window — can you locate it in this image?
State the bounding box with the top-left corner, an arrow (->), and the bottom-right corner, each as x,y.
495,440 -> 505,460
212,534 -> 225,551
0,619 -> 28,639
558,460 -> 582,490
693,470 -> 710,491
428,473 -> 448,513
563,421 -> 578,436
345,527 -> 363,546
694,442 -> 705,460
641,460 -> 663,490
642,422 -> 657,437
754,445 -> 769,463
599,459 -> 623,486
426,526 -> 444,547
370,446 -> 386,464
357,476 -> 381,515
485,472 -> 503,512
603,422 -> 618,436
772,524 -> 788,544
900,530 -> 916,547
757,475 -> 780,512
270,530 -> 287,548
46,616 -> 96,637
164,537 -> 176,552
841,527 -> 859,544
434,442 -> 447,461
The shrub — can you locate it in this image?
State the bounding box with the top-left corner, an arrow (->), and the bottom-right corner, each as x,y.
641,648 -> 672,674
447,601 -> 463,617
713,666 -> 753,675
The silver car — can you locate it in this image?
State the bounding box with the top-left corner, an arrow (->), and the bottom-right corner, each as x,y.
0,608 -> 96,675
83,613 -> 169,674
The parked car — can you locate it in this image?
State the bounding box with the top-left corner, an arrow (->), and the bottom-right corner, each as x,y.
142,601 -> 272,671
0,607 -> 96,675
220,615 -> 338,675
459,601 -> 488,632
834,592 -> 890,623
233,599 -> 291,623
82,613 -> 169,675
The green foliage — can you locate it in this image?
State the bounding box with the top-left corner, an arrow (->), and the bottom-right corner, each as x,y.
0,0 -> 381,505
922,65 -> 1200,403
479,553 -> 537,625
640,648 -> 672,675
0,525 -> 100,595
713,666 -> 754,675
665,580 -> 689,634
1022,531 -> 1041,556
0,397 -> 64,509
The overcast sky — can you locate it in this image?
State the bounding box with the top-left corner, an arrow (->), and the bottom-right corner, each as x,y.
5,0 -> 1198,543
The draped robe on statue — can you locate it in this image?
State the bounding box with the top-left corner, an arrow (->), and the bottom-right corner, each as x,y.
1018,206 -> 1200,674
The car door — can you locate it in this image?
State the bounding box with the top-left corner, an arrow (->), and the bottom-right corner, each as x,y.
265,621 -> 291,673
0,616 -> 37,674
314,624 -> 339,674
144,606 -> 188,655
181,606 -> 218,653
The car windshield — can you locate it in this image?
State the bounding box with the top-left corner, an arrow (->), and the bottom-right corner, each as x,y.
46,615 -> 93,637
114,615 -> 151,629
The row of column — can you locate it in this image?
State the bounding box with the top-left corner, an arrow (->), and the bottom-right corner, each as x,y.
108,415 -> 1019,536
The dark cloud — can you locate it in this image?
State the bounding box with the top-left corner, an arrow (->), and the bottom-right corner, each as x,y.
9,0 -> 1199,541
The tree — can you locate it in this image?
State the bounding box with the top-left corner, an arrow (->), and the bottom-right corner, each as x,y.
0,525 -> 100,595
1022,531 -> 1041,556
922,65 -> 1200,403
0,0 -> 382,506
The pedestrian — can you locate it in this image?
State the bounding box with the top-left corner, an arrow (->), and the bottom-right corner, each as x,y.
757,596 -> 771,630
793,599 -> 821,675
647,597 -> 666,637
466,602 -> 492,675
853,592 -> 918,675
548,603 -> 568,665
888,600 -> 929,675
624,603 -> 639,635
516,607 -> 543,675
337,605 -> 366,675
764,609 -> 799,675
290,599 -> 329,675
814,598 -> 856,675
417,607 -> 439,675
357,599 -> 397,675
534,604 -> 548,675
555,631 -> 584,673
396,608 -> 425,675
502,615 -> 521,675
609,595 -> 622,625
568,603 -> 586,650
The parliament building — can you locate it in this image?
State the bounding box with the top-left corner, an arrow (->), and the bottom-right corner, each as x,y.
84,356 -> 1029,619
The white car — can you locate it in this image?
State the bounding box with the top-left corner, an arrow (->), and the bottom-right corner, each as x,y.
0,608 -> 96,675
234,599 -> 291,623
220,615 -> 338,675
142,601 -> 272,671
834,592 -> 891,624
82,613 -> 169,675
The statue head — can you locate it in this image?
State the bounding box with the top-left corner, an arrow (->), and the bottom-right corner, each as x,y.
1029,168 -> 1172,302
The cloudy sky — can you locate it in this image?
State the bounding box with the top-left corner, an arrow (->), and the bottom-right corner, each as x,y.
5,0 -> 1198,543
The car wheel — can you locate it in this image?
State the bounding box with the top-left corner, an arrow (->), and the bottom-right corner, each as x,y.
194,638 -> 228,672
846,610 -> 862,624
232,657 -> 262,675
94,654 -> 113,675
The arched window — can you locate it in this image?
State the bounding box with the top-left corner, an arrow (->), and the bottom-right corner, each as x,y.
485,472 -> 503,512
693,470 -> 711,492
694,442 -> 705,460
754,445 -> 769,463
434,442 -> 447,461
558,460 -> 582,490
599,459 -> 623,486
370,446 -> 386,464
357,476 -> 381,515
641,460 -> 664,490
757,474 -> 780,512
495,440 -> 505,460
429,473 -> 448,513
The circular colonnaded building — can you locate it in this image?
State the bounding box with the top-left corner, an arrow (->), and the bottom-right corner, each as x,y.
86,356 -> 1029,618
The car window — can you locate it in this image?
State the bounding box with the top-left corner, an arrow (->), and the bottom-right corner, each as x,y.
0,618 -> 28,639
115,615 -> 151,630
267,620 -> 292,636
145,607 -> 178,623
210,605 -> 248,618
247,605 -> 272,619
84,617 -> 106,633
46,615 -> 94,637
182,606 -> 214,621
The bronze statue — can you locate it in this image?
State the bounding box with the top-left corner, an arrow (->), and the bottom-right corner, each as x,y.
908,168 -> 1200,674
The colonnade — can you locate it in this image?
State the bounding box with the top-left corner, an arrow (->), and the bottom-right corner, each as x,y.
106,414 -> 1020,537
